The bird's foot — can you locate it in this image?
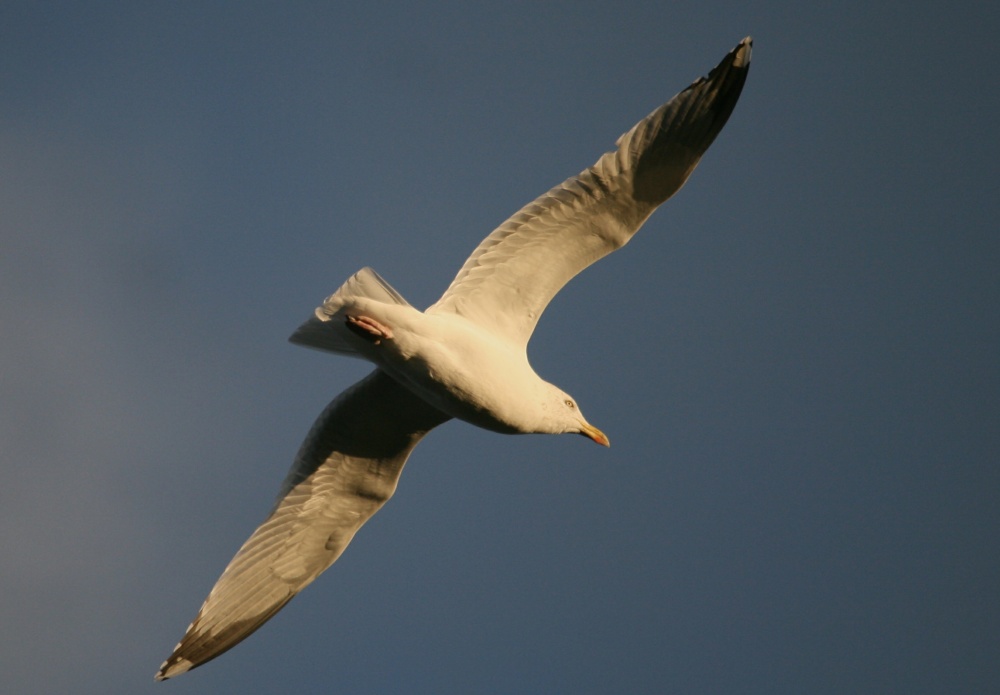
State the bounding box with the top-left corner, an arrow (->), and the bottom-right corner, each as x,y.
345,315 -> 394,345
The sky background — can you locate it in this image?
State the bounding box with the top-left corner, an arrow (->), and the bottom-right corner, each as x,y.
2,2 -> 998,694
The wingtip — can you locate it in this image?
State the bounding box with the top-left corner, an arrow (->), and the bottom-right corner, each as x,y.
154,656 -> 193,682
733,36 -> 753,67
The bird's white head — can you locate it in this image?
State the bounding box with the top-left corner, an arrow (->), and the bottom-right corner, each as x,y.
539,384 -> 610,447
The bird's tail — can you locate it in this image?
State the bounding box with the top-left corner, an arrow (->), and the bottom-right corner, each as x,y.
289,267 -> 411,356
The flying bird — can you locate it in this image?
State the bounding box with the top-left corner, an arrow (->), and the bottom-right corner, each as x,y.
156,37 -> 751,680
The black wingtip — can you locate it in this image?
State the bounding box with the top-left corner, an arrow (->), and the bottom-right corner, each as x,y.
626,36 -> 752,204
679,35 -> 753,143
734,36 -> 753,67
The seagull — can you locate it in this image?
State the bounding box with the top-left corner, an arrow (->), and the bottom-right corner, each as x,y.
156,37 -> 751,681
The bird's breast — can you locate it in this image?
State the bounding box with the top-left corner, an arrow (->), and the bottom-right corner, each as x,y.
373,312 -> 534,433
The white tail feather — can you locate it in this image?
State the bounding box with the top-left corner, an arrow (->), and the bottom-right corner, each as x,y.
289,267 -> 410,355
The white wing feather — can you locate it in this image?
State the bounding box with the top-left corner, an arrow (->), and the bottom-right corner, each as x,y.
156,370 -> 449,680
428,37 -> 751,346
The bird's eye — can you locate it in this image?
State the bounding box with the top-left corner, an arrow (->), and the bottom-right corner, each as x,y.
565,399 -> 575,409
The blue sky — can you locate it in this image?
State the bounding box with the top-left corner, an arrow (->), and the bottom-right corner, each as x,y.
2,2 -> 998,693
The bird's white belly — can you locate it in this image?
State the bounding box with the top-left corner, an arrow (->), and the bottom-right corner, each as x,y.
367,309 -> 534,433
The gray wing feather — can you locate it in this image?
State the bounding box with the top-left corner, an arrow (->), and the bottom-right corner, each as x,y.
428,37 -> 751,346
156,370 -> 450,680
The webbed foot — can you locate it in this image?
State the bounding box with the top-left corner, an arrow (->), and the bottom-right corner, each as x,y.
345,315 -> 394,345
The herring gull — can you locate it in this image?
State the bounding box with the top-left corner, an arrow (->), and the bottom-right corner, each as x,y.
156,37 -> 751,680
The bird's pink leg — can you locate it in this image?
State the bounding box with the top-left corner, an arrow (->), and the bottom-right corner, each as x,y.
345,315 -> 394,345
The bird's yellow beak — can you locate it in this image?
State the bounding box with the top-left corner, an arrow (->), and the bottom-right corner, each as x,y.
579,422 -> 610,447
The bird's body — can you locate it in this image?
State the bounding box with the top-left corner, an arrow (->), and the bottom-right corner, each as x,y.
291,268 -> 598,437
376,311 -> 563,436
365,307 -> 534,434
156,37 -> 752,681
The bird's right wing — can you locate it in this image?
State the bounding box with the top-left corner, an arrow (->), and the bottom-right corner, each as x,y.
156,369 -> 450,680
428,37 -> 751,347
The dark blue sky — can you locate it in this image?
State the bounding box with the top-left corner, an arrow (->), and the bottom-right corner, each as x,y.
2,2 -> 997,693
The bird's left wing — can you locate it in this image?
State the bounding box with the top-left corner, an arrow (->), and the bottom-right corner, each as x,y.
156,369 -> 450,680
428,37 -> 751,347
